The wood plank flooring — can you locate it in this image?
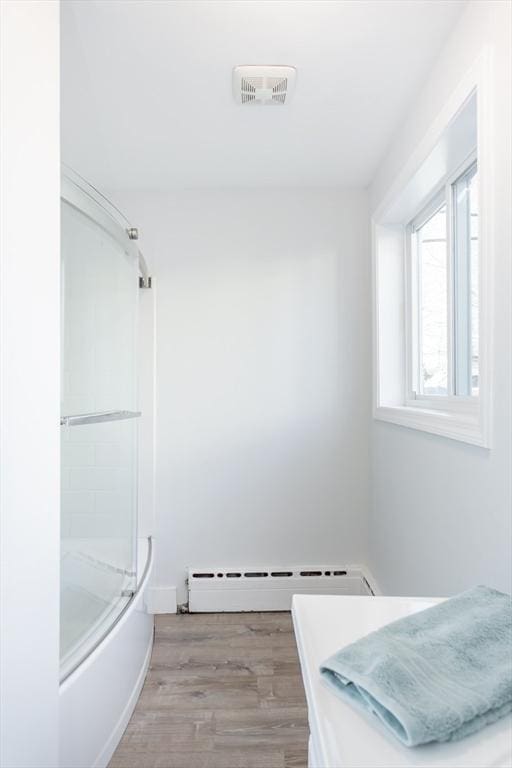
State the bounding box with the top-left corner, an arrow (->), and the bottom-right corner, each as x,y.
109,612 -> 309,768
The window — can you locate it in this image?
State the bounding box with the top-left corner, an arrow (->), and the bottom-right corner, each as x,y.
373,79 -> 491,448
407,158 -> 479,405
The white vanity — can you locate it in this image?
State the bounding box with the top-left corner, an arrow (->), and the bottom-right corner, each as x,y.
292,594 -> 512,768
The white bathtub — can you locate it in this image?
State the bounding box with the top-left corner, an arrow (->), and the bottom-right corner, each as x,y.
59,538 -> 154,768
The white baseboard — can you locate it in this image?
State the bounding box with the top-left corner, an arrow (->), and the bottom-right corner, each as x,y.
188,564 -> 379,612
147,567 -> 381,615
147,586 -> 177,614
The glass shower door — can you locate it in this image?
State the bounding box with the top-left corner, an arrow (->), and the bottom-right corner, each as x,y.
60,192 -> 139,680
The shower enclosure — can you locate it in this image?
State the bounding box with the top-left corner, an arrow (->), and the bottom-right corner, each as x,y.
60,169 -> 148,682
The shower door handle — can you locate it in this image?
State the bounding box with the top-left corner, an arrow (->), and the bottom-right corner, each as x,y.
60,410 -> 142,427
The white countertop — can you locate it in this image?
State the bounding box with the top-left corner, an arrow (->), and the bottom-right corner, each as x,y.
292,594 -> 512,768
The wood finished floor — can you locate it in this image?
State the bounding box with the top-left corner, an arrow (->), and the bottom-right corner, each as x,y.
109,612 -> 309,768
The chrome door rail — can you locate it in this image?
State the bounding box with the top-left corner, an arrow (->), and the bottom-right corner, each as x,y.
60,410 -> 141,427
61,165 -> 150,285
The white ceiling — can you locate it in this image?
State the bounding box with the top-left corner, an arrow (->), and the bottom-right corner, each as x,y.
61,0 -> 466,191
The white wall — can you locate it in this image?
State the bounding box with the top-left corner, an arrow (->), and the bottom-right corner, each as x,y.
113,189 -> 370,603
0,2 -> 61,766
369,0 -> 512,596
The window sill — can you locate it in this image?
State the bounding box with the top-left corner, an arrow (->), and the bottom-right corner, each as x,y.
374,404 -> 489,448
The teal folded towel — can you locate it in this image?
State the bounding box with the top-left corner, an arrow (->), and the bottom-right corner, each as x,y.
320,585 -> 512,747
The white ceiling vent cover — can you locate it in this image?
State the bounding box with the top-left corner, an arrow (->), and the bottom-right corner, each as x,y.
233,65 -> 296,105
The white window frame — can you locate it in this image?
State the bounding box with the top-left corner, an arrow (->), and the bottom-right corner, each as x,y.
451,159 -> 479,398
372,52 -> 493,448
404,152 -> 478,416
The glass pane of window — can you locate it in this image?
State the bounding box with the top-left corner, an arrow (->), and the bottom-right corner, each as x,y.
417,204 -> 448,395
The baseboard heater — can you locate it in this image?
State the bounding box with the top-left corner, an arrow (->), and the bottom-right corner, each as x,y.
187,564 -> 375,612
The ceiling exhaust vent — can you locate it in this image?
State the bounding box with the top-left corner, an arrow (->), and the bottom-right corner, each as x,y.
233,65 -> 296,106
